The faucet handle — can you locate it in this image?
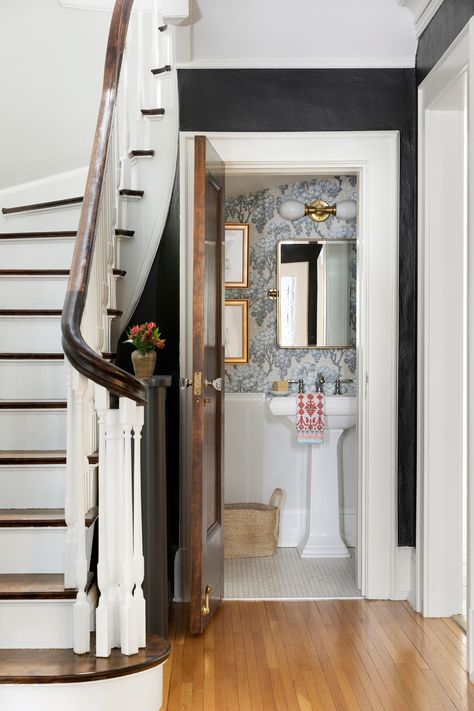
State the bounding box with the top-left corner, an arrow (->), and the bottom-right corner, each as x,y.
335,378 -> 355,395
288,379 -> 305,393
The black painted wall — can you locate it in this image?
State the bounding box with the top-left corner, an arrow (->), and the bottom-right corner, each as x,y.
178,68 -> 417,546
417,0 -> 474,84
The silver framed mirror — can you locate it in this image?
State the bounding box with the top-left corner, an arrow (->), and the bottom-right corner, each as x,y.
276,239 -> 356,349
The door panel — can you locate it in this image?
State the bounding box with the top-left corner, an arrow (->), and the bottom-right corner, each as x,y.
190,136 -> 225,634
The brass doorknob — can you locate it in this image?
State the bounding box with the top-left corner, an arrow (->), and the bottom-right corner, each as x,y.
201,584 -> 213,615
205,377 -> 222,392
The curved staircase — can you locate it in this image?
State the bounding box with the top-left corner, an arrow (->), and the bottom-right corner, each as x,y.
0,1 -> 183,708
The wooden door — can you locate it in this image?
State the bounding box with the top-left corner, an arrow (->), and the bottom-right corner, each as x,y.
190,136 -> 225,634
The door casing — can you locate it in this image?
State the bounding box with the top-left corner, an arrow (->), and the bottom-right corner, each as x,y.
177,130 -> 402,602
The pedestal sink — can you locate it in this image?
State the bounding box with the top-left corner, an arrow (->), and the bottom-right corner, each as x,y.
267,394 -> 357,558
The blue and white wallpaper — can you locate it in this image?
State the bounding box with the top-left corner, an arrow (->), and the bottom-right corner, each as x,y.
225,176 -> 357,394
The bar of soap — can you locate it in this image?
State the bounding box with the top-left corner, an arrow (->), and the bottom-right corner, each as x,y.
272,380 -> 289,392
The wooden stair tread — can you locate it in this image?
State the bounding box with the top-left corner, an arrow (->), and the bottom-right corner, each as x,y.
0,634 -> 170,684
119,189 -> 144,198
0,401 -> 66,409
129,149 -> 155,158
0,573 -> 93,600
0,269 -> 125,277
0,507 -> 98,528
140,108 -> 165,116
115,228 -> 135,237
0,353 -> 116,360
151,65 -> 171,75
0,308 -> 122,317
0,231 -> 77,240
0,450 -> 67,464
2,196 -> 83,216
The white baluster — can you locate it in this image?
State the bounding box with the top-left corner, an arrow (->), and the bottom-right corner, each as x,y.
106,406 -> 122,649
120,397 -> 138,655
152,1 -> 162,109
132,404 -> 146,647
95,385 -> 111,657
72,369 -> 90,655
64,359 -> 76,589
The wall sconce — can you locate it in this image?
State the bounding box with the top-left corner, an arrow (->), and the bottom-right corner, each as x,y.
278,199 -> 357,223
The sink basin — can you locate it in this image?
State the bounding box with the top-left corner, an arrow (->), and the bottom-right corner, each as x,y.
267,394 -> 357,431
267,393 -> 357,559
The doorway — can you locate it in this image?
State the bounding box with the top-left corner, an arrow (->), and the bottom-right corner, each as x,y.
178,131 -> 402,611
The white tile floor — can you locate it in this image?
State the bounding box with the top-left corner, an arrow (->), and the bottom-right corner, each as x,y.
224,547 -> 362,600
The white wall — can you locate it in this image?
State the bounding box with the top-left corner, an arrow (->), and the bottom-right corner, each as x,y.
176,0 -> 416,68
0,0 -> 110,189
224,393 -> 357,548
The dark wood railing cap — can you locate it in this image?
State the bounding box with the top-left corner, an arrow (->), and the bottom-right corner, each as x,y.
61,0 -> 146,405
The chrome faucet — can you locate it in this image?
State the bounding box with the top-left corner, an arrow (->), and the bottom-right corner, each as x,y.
288,379 -> 305,394
335,378 -> 354,395
315,373 -> 325,393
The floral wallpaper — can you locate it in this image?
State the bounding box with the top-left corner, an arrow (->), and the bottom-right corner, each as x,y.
225,176 -> 357,394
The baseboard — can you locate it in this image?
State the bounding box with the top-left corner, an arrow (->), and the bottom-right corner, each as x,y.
392,546 -> 416,603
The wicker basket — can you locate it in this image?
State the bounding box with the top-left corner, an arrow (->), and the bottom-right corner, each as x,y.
224,488 -> 284,559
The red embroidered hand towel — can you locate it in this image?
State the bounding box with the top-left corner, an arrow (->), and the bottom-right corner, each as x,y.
296,392 -> 325,444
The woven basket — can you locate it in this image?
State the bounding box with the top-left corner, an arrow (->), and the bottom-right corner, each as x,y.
224,488 -> 284,559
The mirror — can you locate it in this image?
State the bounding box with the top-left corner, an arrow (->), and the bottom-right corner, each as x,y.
276,240 -> 356,348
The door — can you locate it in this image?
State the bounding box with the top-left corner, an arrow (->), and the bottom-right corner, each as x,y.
190,136 -> 225,634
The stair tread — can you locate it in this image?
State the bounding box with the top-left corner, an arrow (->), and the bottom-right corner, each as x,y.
2,196 -> 83,216
0,268 -> 125,276
0,573 -> 82,600
140,108 -> 165,116
0,450 -> 98,465
0,231 -> 77,240
119,189 -> 144,198
0,352 -> 116,360
0,401 -> 66,409
129,149 -> 155,158
0,634 -> 170,684
0,308 -> 122,317
151,64 -> 171,75
0,507 -> 98,527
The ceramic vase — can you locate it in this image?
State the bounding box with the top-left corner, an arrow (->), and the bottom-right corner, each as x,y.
131,349 -> 156,379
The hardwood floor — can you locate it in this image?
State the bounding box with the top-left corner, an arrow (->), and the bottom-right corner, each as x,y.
161,601 -> 474,710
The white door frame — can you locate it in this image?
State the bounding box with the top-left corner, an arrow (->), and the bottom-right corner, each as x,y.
178,131 -> 402,601
417,18 -> 474,673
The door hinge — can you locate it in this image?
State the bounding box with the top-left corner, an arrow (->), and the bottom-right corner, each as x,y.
193,371 -> 202,396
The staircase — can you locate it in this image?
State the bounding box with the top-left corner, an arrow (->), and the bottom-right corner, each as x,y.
0,1 -> 183,708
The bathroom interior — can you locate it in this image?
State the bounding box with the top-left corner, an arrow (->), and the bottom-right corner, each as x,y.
223,172 -> 360,600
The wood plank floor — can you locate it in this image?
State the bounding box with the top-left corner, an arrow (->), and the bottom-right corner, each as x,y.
161,600 -> 474,711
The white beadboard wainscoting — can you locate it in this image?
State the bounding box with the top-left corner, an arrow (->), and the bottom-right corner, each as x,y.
224,392 -> 358,548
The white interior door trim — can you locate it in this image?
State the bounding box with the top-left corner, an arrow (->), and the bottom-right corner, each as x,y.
418,18 -> 474,674
179,131 -> 400,601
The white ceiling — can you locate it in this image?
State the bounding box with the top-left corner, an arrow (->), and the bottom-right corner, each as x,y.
175,0 -> 418,68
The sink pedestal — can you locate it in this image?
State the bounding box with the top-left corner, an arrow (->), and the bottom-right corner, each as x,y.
298,428 -> 350,558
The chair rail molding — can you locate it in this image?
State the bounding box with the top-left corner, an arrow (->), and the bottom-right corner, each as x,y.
399,0 -> 446,37
179,130 -> 400,602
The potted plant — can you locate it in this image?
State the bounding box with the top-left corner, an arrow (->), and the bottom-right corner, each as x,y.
126,322 -> 166,379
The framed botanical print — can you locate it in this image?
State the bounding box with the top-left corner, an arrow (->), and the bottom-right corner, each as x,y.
225,223 -> 249,288
224,299 -> 249,364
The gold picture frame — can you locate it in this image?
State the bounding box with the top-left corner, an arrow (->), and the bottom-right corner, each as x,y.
224,299 -> 249,364
225,223 -> 250,288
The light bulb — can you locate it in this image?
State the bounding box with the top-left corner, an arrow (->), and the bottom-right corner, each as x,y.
335,200 -> 357,220
278,200 -> 306,221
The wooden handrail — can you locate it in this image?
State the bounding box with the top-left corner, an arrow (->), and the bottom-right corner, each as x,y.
61,0 -> 147,405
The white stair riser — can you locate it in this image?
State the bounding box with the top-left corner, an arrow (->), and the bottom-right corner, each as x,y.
0,276 -> 69,309
0,524 -> 95,573
0,316 -> 62,351
0,409 -> 66,450
0,665 -> 164,711
0,361 -> 66,400
0,238 -> 75,269
0,205 -> 81,231
0,588 -> 96,649
0,466 -> 65,508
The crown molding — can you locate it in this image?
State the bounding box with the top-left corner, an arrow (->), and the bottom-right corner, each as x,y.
175,57 -> 416,69
399,0 -> 445,37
